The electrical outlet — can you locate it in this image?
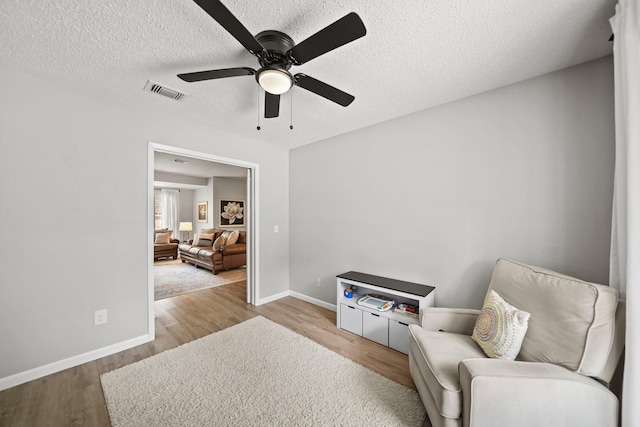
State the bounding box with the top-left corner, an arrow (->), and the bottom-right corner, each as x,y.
316,278 -> 321,287
274,225 -> 279,233
94,309 -> 108,326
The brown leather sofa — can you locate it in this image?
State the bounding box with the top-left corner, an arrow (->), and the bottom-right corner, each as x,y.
178,228 -> 246,274
154,229 -> 179,260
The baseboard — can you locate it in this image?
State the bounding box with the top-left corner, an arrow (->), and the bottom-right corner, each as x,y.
257,290 -> 337,312
256,290 -> 290,306
0,333 -> 153,391
289,291 -> 337,312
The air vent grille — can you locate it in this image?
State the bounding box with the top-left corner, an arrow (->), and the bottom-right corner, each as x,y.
144,80 -> 187,101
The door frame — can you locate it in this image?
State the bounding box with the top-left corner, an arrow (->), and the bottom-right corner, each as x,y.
147,142 -> 259,337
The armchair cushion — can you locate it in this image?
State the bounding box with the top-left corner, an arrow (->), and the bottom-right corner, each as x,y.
487,259 -> 618,380
471,290 -> 530,360
409,325 -> 485,419
459,359 -> 618,427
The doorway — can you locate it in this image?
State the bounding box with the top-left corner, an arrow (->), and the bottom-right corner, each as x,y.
147,142 -> 259,337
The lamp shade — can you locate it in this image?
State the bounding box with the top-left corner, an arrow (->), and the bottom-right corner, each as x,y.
179,222 -> 193,231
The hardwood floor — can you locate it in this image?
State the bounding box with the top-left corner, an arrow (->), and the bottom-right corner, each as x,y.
0,281 -> 416,426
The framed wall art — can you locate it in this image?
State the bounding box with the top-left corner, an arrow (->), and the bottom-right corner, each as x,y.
197,201 -> 208,223
219,199 -> 245,227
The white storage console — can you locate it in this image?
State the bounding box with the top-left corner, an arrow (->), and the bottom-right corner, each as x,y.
336,271 -> 435,354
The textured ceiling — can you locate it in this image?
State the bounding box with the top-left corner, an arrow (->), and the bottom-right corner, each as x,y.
155,151 -> 246,182
0,0 -> 615,149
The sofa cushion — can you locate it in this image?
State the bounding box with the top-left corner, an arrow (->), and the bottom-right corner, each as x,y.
408,325 -> 486,419
196,247 -> 216,259
487,259 -> 618,380
187,247 -> 202,256
154,232 -> 172,244
472,290 -> 530,360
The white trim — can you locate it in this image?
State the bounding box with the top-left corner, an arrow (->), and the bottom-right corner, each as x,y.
257,290 -> 290,306
147,146 -> 156,338
0,334 -> 152,391
289,291 -> 337,312
256,290 -> 337,313
247,166 -> 260,305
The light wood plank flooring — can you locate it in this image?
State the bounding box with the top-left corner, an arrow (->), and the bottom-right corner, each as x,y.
0,281 -> 416,426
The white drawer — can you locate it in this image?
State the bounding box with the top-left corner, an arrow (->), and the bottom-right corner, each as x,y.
362,311 -> 389,346
340,304 -> 363,336
389,319 -> 411,354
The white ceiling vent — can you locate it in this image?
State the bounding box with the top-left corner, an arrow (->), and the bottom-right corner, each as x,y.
144,80 -> 187,101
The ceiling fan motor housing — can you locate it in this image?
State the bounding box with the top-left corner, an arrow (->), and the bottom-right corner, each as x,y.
255,30 -> 295,70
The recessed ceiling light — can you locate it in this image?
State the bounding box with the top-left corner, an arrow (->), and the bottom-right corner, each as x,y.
174,159 -> 189,164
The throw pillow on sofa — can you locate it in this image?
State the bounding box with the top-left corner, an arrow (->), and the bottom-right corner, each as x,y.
193,233 -> 214,246
213,235 -> 226,251
154,232 -> 172,244
226,230 -> 240,245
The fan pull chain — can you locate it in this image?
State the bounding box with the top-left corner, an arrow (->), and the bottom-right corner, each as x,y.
289,89 -> 293,130
256,87 -> 261,131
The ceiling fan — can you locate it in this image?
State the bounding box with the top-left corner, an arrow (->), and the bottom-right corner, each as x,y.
177,0 -> 366,119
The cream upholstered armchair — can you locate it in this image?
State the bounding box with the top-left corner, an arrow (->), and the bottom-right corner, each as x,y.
408,258 -> 625,427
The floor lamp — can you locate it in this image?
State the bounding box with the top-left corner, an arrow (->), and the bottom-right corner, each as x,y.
179,222 -> 193,243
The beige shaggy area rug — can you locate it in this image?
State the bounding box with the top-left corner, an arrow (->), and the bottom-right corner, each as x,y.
100,316 -> 426,426
154,259 -> 245,300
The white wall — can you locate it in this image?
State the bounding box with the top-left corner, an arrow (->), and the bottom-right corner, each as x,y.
194,178 -> 214,233
0,67 -> 289,383
289,56 -> 615,309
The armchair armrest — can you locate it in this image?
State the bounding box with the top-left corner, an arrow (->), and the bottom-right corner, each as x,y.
421,307 -> 480,335
170,238 -> 180,244
459,359 -> 618,427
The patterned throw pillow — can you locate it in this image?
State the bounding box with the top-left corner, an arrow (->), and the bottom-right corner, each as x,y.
193,233 -> 214,246
226,230 -> 240,245
472,290 -> 531,360
154,232 -> 172,244
213,235 -> 227,251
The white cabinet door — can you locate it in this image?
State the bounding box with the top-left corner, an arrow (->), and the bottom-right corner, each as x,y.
362,312 -> 389,346
389,319 -> 411,354
340,304 -> 363,336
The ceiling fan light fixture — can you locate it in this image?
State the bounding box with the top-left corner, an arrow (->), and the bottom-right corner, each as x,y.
258,68 -> 292,95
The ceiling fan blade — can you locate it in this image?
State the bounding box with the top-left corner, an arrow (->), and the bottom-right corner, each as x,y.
193,0 -> 265,56
265,92 -> 280,118
294,74 -> 355,107
177,67 -> 255,82
287,12 -> 366,65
